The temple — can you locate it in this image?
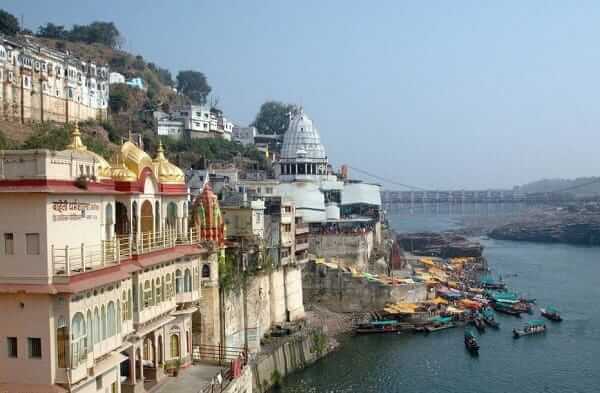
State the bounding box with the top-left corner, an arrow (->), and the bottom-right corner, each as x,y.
0,125 -> 223,393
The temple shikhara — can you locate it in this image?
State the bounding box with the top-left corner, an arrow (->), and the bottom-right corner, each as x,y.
0,125 -> 224,393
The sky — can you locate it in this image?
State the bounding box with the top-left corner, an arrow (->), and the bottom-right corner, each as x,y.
5,0 -> 600,190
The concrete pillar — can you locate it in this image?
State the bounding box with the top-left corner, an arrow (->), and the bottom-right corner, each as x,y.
128,346 -> 136,383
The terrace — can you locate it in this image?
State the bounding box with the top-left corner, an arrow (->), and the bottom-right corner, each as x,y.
52,228 -> 202,277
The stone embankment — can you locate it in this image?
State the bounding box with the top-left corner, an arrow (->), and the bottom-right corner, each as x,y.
489,206 -> 600,245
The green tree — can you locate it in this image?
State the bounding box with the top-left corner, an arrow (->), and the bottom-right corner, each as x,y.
0,130 -> 11,149
157,67 -> 174,87
0,9 -> 19,36
109,84 -> 131,113
36,22 -> 67,39
68,21 -> 121,48
251,101 -> 297,135
176,70 -> 211,104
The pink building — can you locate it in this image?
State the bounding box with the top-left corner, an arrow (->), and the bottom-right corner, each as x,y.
0,126 -> 221,393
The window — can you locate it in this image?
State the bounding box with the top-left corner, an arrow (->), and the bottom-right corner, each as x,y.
107,302 -> 116,337
7,337 -> 17,358
175,270 -> 183,294
202,264 -> 210,278
170,334 -> 180,358
143,280 -> 154,307
4,233 -> 14,255
96,376 -> 103,390
184,269 -> 192,292
70,313 -> 86,366
26,233 -> 40,255
28,338 -> 42,358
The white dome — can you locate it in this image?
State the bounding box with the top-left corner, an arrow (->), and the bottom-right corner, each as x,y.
281,109 -> 327,161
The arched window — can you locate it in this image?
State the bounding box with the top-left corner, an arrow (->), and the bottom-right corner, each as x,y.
175,270 -> 183,294
165,274 -> 173,299
101,305 -> 107,340
167,202 -> 178,230
86,311 -> 93,352
184,269 -> 192,292
122,291 -> 128,322
128,289 -> 132,319
155,278 -> 162,303
202,264 -> 210,278
117,303 -> 122,334
107,302 -> 116,337
170,334 -> 180,358
143,280 -> 154,307
93,308 -> 100,344
71,313 -> 87,367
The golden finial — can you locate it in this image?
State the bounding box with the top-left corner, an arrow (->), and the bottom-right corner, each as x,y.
155,140 -> 167,161
66,121 -> 87,151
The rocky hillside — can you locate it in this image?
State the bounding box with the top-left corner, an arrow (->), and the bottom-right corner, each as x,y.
489,205 -> 600,245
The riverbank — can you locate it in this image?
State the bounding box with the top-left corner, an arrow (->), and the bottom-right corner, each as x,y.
488,204 -> 600,245
274,209 -> 600,393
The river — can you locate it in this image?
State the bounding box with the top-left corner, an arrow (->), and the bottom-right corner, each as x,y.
276,204 -> 600,393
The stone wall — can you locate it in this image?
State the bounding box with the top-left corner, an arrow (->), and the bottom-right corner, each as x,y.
308,231 -> 374,271
223,265 -> 305,352
251,329 -> 326,393
302,261 -> 427,312
223,366 -> 253,393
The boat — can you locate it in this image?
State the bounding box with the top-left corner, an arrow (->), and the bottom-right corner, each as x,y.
424,316 -> 455,333
513,320 -> 547,338
464,329 -> 480,353
482,307 -> 500,328
481,275 -> 506,290
425,323 -> 456,333
470,315 -> 486,332
541,306 -> 562,322
354,320 -> 401,334
491,301 -> 522,316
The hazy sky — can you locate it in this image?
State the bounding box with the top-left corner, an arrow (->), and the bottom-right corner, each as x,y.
6,1 -> 600,189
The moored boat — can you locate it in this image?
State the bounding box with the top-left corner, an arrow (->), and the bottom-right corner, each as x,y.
491,301 -> 522,317
513,320 -> 546,338
464,329 -> 479,353
482,307 -> 500,328
354,320 -> 401,334
424,316 -> 455,333
541,306 -> 562,322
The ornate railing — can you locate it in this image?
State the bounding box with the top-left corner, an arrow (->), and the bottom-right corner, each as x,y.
52,228 -> 201,276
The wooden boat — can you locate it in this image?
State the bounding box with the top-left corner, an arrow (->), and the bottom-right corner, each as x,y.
513,320 -> 546,338
491,302 -> 521,317
425,322 -> 456,333
354,320 -> 401,334
482,308 -> 500,329
464,330 -> 479,353
541,306 -> 562,322
469,315 -> 485,332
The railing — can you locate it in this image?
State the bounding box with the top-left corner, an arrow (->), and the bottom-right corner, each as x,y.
295,224 -> 310,235
52,228 -> 201,276
194,345 -> 248,393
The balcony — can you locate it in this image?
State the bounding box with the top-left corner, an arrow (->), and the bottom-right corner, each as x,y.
295,224 -> 309,235
295,240 -> 309,252
52,228 -> 202,277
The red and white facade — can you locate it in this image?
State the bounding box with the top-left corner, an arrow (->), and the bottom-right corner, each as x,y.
0,130 -> 220,393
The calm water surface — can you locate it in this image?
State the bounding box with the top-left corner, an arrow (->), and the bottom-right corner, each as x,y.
277,205 -> 600,393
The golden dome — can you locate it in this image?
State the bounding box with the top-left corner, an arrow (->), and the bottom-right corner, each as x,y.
63,122 -> 112,180
110,153 -> 137,182
120,141 -> 153,178
153,141 -> 185,184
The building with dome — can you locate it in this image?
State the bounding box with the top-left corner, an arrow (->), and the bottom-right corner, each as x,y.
0,126 -> 227,393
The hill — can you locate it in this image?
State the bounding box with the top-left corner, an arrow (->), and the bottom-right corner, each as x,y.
515,177 -> 600,196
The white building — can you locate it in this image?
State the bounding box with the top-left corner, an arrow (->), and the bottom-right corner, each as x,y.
169,105 -> 234,141
109,71 -> 125,84
232,126 -> 256,145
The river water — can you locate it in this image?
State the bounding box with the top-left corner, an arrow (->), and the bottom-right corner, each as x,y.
277,204 -> 600,393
